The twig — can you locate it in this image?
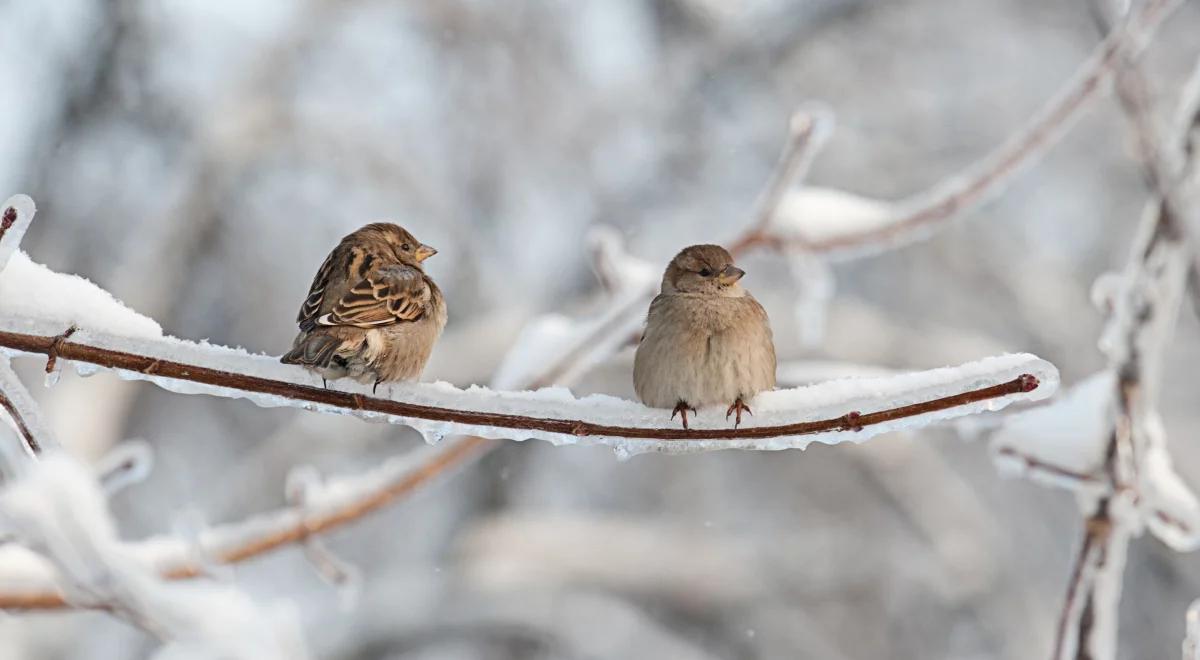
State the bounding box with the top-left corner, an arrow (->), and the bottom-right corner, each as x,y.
0,358 -> 58,461
993,446 -> 1108,488
0,328 -> 1041,442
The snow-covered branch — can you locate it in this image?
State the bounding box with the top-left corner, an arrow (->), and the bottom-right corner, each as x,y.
0,358 -> 59,464
0,453 -> 307,656
738,0 -> 1183,259
985,27 -> 1200,660
0,320 -> 1054,454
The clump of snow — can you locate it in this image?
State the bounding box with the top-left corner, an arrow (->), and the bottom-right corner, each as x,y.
0,252 -> 162,339
0,454 -> 308,659
770,187 -> 894,251
1138,413 -> 1200,552
990,371 -> 1113,490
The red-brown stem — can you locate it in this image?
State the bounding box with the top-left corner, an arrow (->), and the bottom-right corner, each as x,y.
0,207 -> 15,240
0,329 -> 1038,442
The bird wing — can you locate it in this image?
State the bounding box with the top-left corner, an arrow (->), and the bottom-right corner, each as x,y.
297,249 -> 341,330
315,265 -> 432,329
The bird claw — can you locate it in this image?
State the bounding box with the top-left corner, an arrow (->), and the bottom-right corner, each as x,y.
726,398 -> 752,428
671,401 -> 697,430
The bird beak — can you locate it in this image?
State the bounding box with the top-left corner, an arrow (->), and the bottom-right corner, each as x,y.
718,265 -> 745,285
415,244 -> 438,262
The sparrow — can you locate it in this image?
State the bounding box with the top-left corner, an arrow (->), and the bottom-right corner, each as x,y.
281,223 -> 446,390
633,244 -> 776,429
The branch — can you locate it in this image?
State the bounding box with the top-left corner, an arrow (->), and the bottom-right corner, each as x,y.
742,0 -> 1184,258
1050,12 -> 1200,658
0,358 -> 59,463
0,325 -> 1051,446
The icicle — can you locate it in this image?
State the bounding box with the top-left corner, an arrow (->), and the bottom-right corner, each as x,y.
43,367 -> 61,388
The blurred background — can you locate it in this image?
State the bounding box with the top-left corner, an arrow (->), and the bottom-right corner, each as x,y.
2,0 -> 1200,658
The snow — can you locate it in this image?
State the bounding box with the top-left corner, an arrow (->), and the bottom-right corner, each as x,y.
0,357 -> 60,463
587,225 -> 658,294
0,194 -> 36,273
989,371 -> 1113,491
0,314 -> 1058,457
0,251 -> 163,339
0,455 -> 308,659
1186,598 -> 1200,660
96,440 -> 155,495
1138,413 -> 1200,552
770,187 -> 894,252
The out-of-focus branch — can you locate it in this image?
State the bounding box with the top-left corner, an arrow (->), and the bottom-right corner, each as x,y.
726,108 -> 832,256
1051,19 -> 1200,659
736,0 -> 1183,257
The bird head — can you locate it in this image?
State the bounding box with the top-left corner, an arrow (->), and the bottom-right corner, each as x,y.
364,223 -> 438,268
661,244 -> 746,296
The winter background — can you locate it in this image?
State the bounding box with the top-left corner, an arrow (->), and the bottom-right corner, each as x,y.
1,0 -> 1200,658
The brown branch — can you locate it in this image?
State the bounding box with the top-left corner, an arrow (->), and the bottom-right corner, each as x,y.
0,329 -> 1040,442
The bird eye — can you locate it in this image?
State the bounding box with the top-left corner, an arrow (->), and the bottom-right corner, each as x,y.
402,243 -> 412,251
698,268 -> 713,277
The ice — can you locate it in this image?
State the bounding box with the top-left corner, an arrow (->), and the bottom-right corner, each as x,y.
0,194 -> 36,273
0,357 -> 60,462
989,371 -> 1113,489
0,252 -> 162,339
96,440 -> 155,496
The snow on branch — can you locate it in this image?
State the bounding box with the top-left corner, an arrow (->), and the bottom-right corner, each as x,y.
0,439 -> 490,610
0,318 -> 1055,457
985,28 -> 1200,660
0,453 -> 308,657
736,0 -> 1184,259
0,195 -> 35,274
0,357 -> 60,465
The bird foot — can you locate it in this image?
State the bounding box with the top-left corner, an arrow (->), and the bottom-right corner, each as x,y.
726,398 -> 753,428
671,401 -> 698,430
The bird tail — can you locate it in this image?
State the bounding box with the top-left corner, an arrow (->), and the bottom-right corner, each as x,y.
281,332 -> 342,368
